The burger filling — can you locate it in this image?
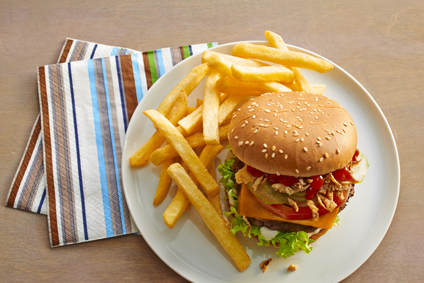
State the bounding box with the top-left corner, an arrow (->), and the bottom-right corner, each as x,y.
218,146 -> 367,259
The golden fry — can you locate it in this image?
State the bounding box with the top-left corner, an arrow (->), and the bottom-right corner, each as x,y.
231,64 -> 294,83
202,50 -> 268,67
153,158 -> 174,206
178,92 -> 228,135
157,64 -> 209,117
129,91 -> 187,167
165,144 -> 223,227
232,42 -> 333,73
163,187 -> 190,229
150,124 -> 230,166
203,70 -> 223,145
167,163 -> 251,272
208,163 -> 222,215
265,30 -> 326,94
144,109 -> 219,198
196,98 -> 203,107
186,106 -> 197,115
218,94 -> 245,126
216,76 -> 291,97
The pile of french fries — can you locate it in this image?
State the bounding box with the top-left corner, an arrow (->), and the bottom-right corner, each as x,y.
129,31 -> 333,272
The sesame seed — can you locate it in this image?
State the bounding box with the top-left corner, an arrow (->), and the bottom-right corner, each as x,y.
304,147 -> 308,152
299,125 -> 303,129
309,121 -> 314,125
253,129 -> 258,133
272,153 -> 275,158
248,106 -> 251,108
272,146 -> 276,151
249,109 -> 254,112
326,136 -> 331,140
275,131 -> 279,135
274,127 -> 279,130
241,123 -> 246,128
235,136 -> 238,139
227,133 -> 230,139
263,143 -> 267,148
285,154 -> 288,159
284,131 -> 288,134
306,166 -> 311,170
343,129 -> 347,133
295,169 -> 299,174
319,143 -> 323,147
324,152 -> 329,158
296,138 -> 300,142
250,141 -> 254,146
351,121 -> 354,126
264,119 -> 269,122
262,149 -> 267,153
317,137 -> 321,141
336,149 -> 340,154
306,132 -> 309,136
274,113 -> 277,117
265,109 -> 271,113
245,141 -> 249,145
233,114 -> 236,119
314,116 -> 318,120
292,109 -> 296,112
319,157 -> 323,162
239,141 -> 243,146
265,153 -> 268,158
231,129 -> 235,133
313,109 -> 317,112
294,133 -> 299,137
279,118 -> 284,122
259,123 -> 265,127
279,150 -> 283,153
252,115 -> 256,119
301,138 -> 304,142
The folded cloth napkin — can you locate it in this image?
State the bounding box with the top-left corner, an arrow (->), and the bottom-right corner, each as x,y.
7,39 -> 217,247
6,39 -> 139,215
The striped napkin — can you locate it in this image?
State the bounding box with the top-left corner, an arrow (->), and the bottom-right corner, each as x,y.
6,39 -> 216,247
6,39 -> 139,215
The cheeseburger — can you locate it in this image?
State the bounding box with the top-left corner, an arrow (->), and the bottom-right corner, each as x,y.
219,92 -> 368,259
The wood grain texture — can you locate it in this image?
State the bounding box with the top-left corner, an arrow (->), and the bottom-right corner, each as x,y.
1,0 -> 423,282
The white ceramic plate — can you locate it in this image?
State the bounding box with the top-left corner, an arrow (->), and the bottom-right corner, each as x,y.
122,41 -> 400,282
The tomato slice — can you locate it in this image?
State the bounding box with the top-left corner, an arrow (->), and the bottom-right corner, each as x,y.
251,189 -> 349,220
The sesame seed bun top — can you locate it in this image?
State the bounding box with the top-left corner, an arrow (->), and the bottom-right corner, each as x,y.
228,92 -> 357,177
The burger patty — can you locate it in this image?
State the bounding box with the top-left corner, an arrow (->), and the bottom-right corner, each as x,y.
231,157 -> 355,233
249,218 -> 318,233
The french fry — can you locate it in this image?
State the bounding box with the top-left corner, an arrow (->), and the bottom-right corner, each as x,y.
157,64 -> 210,117
153,158 -> 174,206
312,84 -> 326,95
196,98 -> 203,107
216,76 -> 291,97
167,163 -> 251,272
144,109 -> 220,198
208,163 -> 222,215
232,42 -> 334,73
203,70 -> 222,145
202,50 -> 268,68
231,64 -> 294,83
178,92 -> 228,135
202,51 -> 234,78
188,145 -> 223,187
218,94 -> 245,126
163,187 -> 190,228
186,106 -> 197,115
129,90 -> 188,167
164,144 -> 223,228
265,31 -> 326,95
150,123 -> 230,166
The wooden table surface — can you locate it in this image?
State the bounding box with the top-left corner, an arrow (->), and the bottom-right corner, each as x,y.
1,0 -> 422,282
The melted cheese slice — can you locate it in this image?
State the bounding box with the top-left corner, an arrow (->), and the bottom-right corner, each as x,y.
238,183 -> 338,230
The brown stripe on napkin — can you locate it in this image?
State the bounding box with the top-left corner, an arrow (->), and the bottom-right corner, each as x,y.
59,39 -> 74,64
49,64 -> 78,245
120,55 -> 138,121
142,52 -> 153,89
6,118 -> 42,208
39,66 -> 60,247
